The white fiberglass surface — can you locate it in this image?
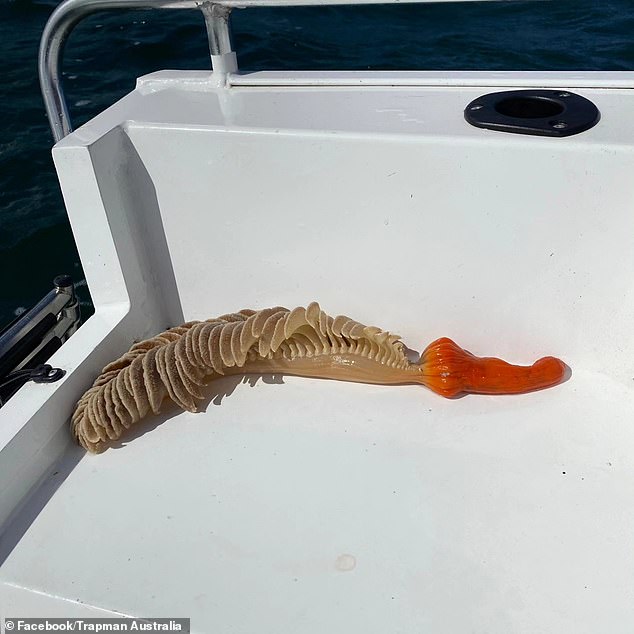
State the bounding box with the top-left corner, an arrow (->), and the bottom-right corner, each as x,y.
127,125 -> 633,378
126,83 -> 630,146
2,373 -> 634,632
4,118 -> 634,631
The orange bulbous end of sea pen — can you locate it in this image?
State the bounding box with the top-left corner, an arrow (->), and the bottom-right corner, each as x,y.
418,337 -> 567,398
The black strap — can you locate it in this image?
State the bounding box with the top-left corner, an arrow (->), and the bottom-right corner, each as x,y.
0,364 -> 65,406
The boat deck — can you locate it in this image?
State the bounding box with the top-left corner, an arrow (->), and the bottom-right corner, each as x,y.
3,368 -> 634,632
3,70 -> 634,631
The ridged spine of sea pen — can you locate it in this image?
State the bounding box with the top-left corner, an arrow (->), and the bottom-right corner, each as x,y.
71,302 -> 412,453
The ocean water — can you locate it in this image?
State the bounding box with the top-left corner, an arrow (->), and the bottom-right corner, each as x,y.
2,0 -> 634,327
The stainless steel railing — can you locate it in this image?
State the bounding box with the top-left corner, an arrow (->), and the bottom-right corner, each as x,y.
38,0 -> 235,142
0,276 -> 79,392
38,0 -> 510,142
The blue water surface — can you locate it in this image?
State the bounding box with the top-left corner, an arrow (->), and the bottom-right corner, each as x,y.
2,0 -> 634,325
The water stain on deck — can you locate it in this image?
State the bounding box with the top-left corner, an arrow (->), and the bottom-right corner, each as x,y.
334,553 -> 356,572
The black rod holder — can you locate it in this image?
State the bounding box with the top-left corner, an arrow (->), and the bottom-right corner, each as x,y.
465,89 -> 600,137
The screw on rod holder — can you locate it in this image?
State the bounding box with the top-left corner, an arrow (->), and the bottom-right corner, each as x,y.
465,90 -> 600,137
